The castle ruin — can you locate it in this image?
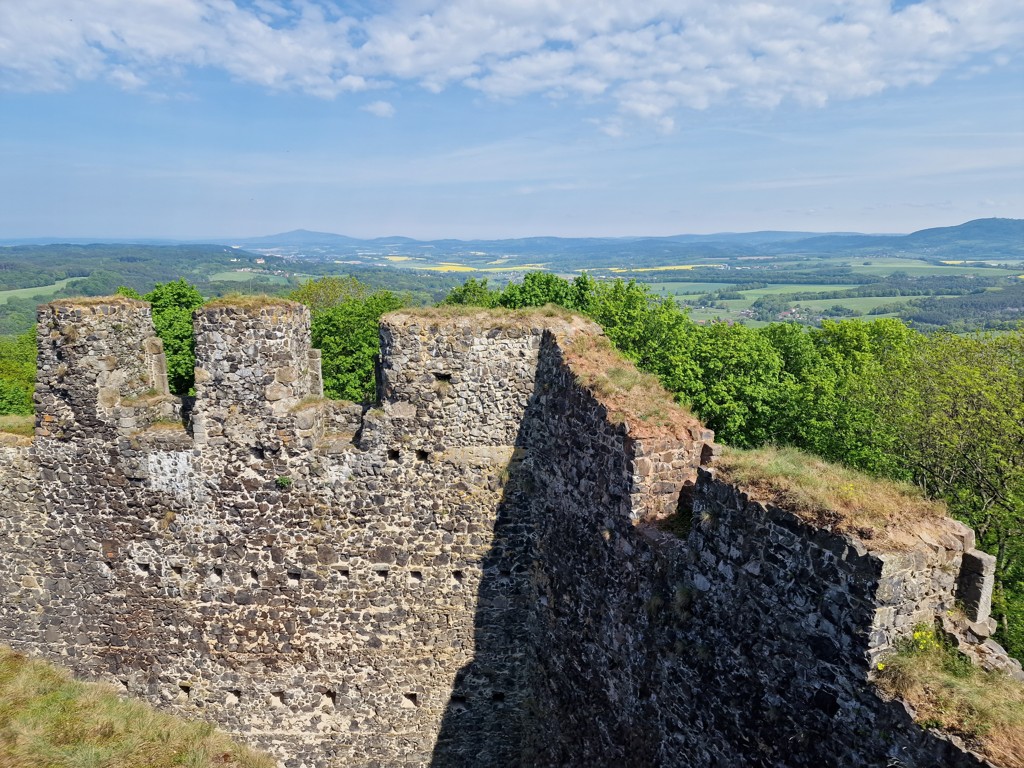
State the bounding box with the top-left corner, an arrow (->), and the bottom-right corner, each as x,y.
0,296 -> 1015,767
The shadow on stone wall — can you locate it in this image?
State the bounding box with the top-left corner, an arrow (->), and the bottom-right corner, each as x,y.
429,330 -> 995,768
429,380 -> 542,767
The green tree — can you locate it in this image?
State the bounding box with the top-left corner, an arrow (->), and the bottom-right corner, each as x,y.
440,278 -> 500,308
759,322 -> 838,451
143,280 -> 205,396
498,271 -> 595,311
804,318 -> 917,477
0,327 -> 37,415
288,276 -> 369,314
676,322 -> 785,447
887,331 -> 1024,656
311,291 -> 406,402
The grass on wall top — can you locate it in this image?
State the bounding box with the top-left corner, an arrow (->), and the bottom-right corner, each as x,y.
48,295 -> 149,309
564,333 -> 702,440
202,293 -> 301,311
0,646 -> 274,768
385,303 -> 582,327
715,444 -> 949,550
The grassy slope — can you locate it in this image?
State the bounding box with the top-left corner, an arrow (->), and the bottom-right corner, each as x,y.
0,647 -> 274,768
876,629 -> 1024,768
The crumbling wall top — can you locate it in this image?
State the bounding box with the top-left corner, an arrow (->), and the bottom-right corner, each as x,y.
200,296 -> 304,313
383,306 -> 600,337
46,294 -> 149,312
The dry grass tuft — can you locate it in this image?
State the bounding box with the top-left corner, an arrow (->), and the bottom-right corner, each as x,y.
0,415 -> 34,438
386,303 -> 581,327
563,334 -> 700,440
289,394 -> 327,412
0,647 -> 274,768
203,293 -> 299,311
715,444 -> 947,548
875,627 -> 1024,767
145,419 -> 186,432
49,295 -> 148,309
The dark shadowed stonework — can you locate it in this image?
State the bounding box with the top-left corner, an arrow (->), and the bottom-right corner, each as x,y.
0,300 -> 1012,767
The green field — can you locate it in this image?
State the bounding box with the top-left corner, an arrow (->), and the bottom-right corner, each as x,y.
792,296 -> 951,312
649,282 -> 843,299
848,259 -> 1019,277
648,281 -> 735,296
687,307 -> 769,326
739,283 -> 842,296
0,279 -> 74,305
208,270 -> 289,285
669,281 -> 950,325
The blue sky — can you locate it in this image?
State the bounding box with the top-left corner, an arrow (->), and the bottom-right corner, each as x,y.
1,1 -> 1021,239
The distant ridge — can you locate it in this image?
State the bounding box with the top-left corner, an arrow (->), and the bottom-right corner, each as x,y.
234,229 -> 365,247
4,219 -> 1020,262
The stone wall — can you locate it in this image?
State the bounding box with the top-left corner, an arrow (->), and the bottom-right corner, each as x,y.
493,337 -> 1003,767
0,299 -> 1013,768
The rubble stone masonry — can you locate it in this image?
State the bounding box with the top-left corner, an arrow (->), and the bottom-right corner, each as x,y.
0,299 -> 1011,767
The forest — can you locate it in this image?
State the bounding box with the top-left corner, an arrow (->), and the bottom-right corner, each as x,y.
0,272 -> 1021,665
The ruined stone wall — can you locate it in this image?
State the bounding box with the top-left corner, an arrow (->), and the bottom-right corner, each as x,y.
35,297 -> 172,439
457,327 -> 1003,767
191,302 -> 322,449
647,475 -> 991,767
0,302 -> 625,768
0,299 -> 1012,768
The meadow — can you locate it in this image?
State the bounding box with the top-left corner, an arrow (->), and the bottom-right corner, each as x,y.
0,279 -> 75,304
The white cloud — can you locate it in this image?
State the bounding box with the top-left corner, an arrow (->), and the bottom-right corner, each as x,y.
362,99 -> 395,117
0,0 -> 1021,129
108,67 -> 147,91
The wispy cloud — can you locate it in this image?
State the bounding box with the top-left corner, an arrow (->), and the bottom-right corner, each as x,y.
0,1 -> 1021,130
361,100 -> 395,117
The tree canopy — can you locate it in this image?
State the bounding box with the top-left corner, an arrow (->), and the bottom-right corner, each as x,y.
119,281 -> 205,396
289,278 -> 406,402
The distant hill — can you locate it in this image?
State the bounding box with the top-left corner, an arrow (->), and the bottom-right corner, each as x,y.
231,229 -> 365,247
202,218 -> 1023,264
8,219 -> 1021,263
0,218 -> 1019,335
770,218 -> 1024,260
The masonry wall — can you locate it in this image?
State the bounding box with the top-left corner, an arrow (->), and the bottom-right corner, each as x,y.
0,299 -> 1012,768
491,337 -> 995,767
